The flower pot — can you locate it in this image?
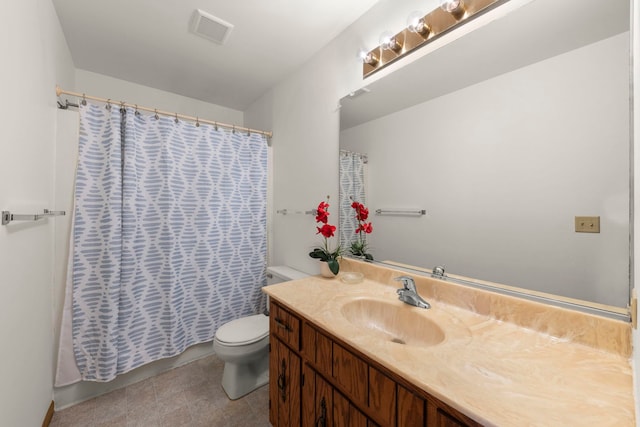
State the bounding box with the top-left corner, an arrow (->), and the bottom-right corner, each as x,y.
319,260 -> 337,278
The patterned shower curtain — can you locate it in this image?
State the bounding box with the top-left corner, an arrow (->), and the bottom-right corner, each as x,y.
70,102 -> 267,381
339,150 -> 367,251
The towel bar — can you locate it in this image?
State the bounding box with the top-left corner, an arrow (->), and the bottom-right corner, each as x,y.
375,209 -> 426,216
2,209 -> 66,225
276,209 -> 316,215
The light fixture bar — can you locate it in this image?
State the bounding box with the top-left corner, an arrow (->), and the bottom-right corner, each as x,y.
362,0 -> 507,78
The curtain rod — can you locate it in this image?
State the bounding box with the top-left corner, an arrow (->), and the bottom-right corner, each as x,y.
55,85 -> 273,139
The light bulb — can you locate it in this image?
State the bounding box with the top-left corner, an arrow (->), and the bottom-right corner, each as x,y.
439,0 -> 460,12
439,0 -> 466,19
379,31 -> 393,49
407,11 -> 430,37
379,31 -> 402,53
358,49 -> 378,66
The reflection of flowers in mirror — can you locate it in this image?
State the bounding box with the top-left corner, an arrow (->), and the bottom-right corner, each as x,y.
308,196 -> 342,275
350,200 -> 373,261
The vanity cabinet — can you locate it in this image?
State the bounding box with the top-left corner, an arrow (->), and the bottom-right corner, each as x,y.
269,303 -> 301,426
269,301 -> 481,427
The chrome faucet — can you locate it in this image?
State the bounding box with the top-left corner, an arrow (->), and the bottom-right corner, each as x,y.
394,276 -> 431,309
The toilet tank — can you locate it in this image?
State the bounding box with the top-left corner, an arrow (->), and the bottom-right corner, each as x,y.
266,266 -> 308,285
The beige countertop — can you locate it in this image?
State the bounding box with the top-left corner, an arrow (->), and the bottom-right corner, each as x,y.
264,262 -> 634,427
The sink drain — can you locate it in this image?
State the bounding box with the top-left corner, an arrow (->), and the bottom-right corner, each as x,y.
390,337 -> 406,345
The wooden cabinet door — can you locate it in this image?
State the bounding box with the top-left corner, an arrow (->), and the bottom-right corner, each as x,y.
302,363 -> 334,427
315,372 -> 334,427
315,329 -> 333,376
398,385 -> 425,427
368,366 -> 396,426
302,322 -> 333,377
334,390 -> 368,427
270,337 -> 301,427
333,343 -> 368,408
301,363 -> 316,427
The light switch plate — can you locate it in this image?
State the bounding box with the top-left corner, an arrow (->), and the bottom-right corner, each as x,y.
575,216 -> 600,233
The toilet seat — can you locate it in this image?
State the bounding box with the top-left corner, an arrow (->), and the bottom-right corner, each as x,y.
215,314 -> 269,346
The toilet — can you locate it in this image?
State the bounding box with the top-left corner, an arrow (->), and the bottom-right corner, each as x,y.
213,265 -> 308,400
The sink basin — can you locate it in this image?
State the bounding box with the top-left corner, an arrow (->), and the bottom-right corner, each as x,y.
340,298 -> 445,347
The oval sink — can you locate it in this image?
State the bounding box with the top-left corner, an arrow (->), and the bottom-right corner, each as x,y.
340,298 -> 445,347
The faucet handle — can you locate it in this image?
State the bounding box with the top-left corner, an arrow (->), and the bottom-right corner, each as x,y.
432,265 -> 446,277
394,276 -> 416,291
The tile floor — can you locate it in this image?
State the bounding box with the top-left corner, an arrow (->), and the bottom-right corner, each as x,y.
50,355 -> 270,427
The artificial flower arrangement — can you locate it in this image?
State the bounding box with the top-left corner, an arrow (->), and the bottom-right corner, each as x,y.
309,196 -> 342,275
349,199 -> 374,260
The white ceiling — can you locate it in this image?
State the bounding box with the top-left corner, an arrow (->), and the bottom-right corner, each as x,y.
52,0 -> 381,111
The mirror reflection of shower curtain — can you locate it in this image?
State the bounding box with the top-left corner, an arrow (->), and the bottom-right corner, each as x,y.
339,150 -> 367,251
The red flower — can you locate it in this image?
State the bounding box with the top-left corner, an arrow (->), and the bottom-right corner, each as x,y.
352,202 -> 369,221
317,223 -> 336,238
315,210 -> 328,224
358,206 -> 369,221
316,201 -> 330,223
356,222 -> 373,234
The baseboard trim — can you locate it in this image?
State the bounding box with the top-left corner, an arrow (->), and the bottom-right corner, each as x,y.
42,401 -> 54,427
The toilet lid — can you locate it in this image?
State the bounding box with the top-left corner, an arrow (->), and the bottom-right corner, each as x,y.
215,314 -> 269,345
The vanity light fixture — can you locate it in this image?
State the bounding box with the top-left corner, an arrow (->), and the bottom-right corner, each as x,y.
407,11 -> 431,38
361,0 -> 504,78
440,0 -> 467,20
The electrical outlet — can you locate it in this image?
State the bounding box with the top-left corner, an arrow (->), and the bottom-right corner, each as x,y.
575,216 -> 600,233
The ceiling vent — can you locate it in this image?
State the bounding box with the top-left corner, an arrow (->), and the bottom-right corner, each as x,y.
190,9 -> 234,45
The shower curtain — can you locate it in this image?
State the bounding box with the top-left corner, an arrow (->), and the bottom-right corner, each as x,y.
57,102 -> 267,383
339,150 -> 367,251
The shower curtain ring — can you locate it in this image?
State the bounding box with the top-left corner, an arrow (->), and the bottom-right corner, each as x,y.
174,113 -> 179,123
106,99 -> 111,110
81,93 -> 87,106
247,128 -> 251,136
119,101 -> 125,113
232,125 -> 236,134
214,122 -> 218,131
134,104 -> 140,117
195,117 -> 200,127
154,109 -> 159,120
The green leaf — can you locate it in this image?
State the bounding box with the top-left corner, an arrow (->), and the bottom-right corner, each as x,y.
328,258 -> 340,275
309,248 -> 329,261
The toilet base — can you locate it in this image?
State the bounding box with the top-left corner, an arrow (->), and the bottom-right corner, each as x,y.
220,355 -> 269,400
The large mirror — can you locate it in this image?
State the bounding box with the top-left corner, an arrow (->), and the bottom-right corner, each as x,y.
339,0 -> 631,311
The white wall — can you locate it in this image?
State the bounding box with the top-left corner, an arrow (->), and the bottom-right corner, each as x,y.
74,70 -> 244,125
52,71 -> 246,408
341,33 -> 629,307
0,0 -> 75,425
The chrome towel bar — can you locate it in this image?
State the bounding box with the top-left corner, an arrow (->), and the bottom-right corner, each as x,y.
2,209 -> 66,225
375,209 -> 426,216
276,209 -> 316,215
